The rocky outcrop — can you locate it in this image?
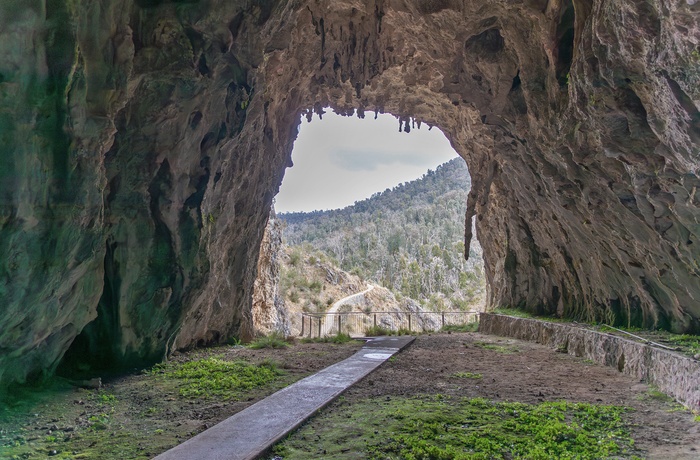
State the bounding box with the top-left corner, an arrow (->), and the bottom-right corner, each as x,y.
252,209 -> 290,337
1,0 -> 699,386
479,314 -> 700,411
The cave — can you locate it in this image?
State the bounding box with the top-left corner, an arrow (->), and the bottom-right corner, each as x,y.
1,0 -> 699,387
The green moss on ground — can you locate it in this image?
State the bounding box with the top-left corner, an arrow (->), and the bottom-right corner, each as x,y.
1,354 -> 289,459
272,395 -> 639,459
151,356 -> 283,399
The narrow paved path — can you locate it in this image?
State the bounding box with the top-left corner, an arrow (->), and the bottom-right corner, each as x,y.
153,336 -> 415,460
327,283 -> 374,315
322,283 -> 374,335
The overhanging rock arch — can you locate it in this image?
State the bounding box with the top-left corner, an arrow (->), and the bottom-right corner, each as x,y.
0,0 -> 698,387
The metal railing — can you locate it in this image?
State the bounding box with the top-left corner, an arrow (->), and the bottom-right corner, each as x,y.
299,310 -> 479,338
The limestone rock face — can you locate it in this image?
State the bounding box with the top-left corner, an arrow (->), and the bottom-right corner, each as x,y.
252,209 -> 290,337
0,0 -> 699,386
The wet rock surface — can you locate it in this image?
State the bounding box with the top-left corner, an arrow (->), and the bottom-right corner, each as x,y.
1,0 -> 699,385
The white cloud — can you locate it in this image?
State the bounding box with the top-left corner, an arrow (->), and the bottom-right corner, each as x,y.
275,111 -> 457,213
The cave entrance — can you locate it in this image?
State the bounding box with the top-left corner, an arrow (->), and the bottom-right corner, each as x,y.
272,109 -> 486,335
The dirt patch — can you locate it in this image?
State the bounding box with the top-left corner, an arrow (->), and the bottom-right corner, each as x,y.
3,333 -> 700,459
0,341 -> 363,459
275,332 -> 700,459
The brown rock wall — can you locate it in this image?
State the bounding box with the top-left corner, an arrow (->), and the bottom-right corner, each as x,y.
252,209 -> 290,337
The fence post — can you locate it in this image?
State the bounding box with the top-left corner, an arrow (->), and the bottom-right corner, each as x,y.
374,314 -> 377,328
408,314 -> 412,331
337,315 -> 341,334
301,315 -> 305,336
318,317 -> 322,338
442,312 -> 445,328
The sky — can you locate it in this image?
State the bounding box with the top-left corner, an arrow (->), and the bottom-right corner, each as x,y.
275,111 -> 458,213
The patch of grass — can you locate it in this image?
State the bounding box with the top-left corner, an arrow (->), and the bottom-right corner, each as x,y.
308,280 -> 322,292
472,341 -> 520,354
665,334 -> 700,355
300,333 -> 357,344
364,325 -> 393,336
452,372 -> 482,379
248,332 -> 289,349
273,395 -> 636,459
492,308 -> 573,324
440,322 -> 478,333
599,324 -> 645,334
96,391 -> 117,405
227,336 -> 242,346
153,356 -> 283,399
364,326 -> 417,337
637,386 -> 674,403
492,307 -> 535,318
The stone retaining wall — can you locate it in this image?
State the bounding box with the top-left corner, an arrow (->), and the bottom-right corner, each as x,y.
479,314 -> 700,411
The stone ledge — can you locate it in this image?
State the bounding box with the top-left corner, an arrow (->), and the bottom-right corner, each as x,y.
479,313 -> 700,411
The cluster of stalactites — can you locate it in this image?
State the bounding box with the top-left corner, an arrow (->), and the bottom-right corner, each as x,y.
397,116 -> 425,133
300,106 -> 430,134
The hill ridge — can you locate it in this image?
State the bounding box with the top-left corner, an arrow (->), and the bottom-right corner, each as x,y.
279,158 -> 485,312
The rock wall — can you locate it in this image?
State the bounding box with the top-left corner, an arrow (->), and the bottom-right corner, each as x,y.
1,0 -> 699,386
479,313 -> 700,411
252,209 -> 290,337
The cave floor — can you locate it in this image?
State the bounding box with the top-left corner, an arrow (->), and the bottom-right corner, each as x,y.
271,333 -> 700,460
1,333 -> 699,459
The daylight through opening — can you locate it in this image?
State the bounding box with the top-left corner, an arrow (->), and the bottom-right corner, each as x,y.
268,111 -> 486,338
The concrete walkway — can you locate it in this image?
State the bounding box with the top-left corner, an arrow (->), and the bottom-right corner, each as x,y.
154,335 -> 415,460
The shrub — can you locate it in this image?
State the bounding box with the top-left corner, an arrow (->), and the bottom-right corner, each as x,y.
289,251 -> 301,266
309,280 -> 322,292
301,333 -> 355,344
364,325 -> 392,336
249,332 -> 289,349
288,290 -> 300,303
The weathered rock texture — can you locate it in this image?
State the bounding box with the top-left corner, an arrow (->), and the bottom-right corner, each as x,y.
252,209 -> 290,337
1,0 -> 699,386
480,313 -> 700,411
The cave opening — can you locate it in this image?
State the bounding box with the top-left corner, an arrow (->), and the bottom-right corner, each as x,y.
272,109 -> 486,335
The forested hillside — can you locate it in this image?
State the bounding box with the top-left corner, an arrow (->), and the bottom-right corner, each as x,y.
279,158 -> 485,311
